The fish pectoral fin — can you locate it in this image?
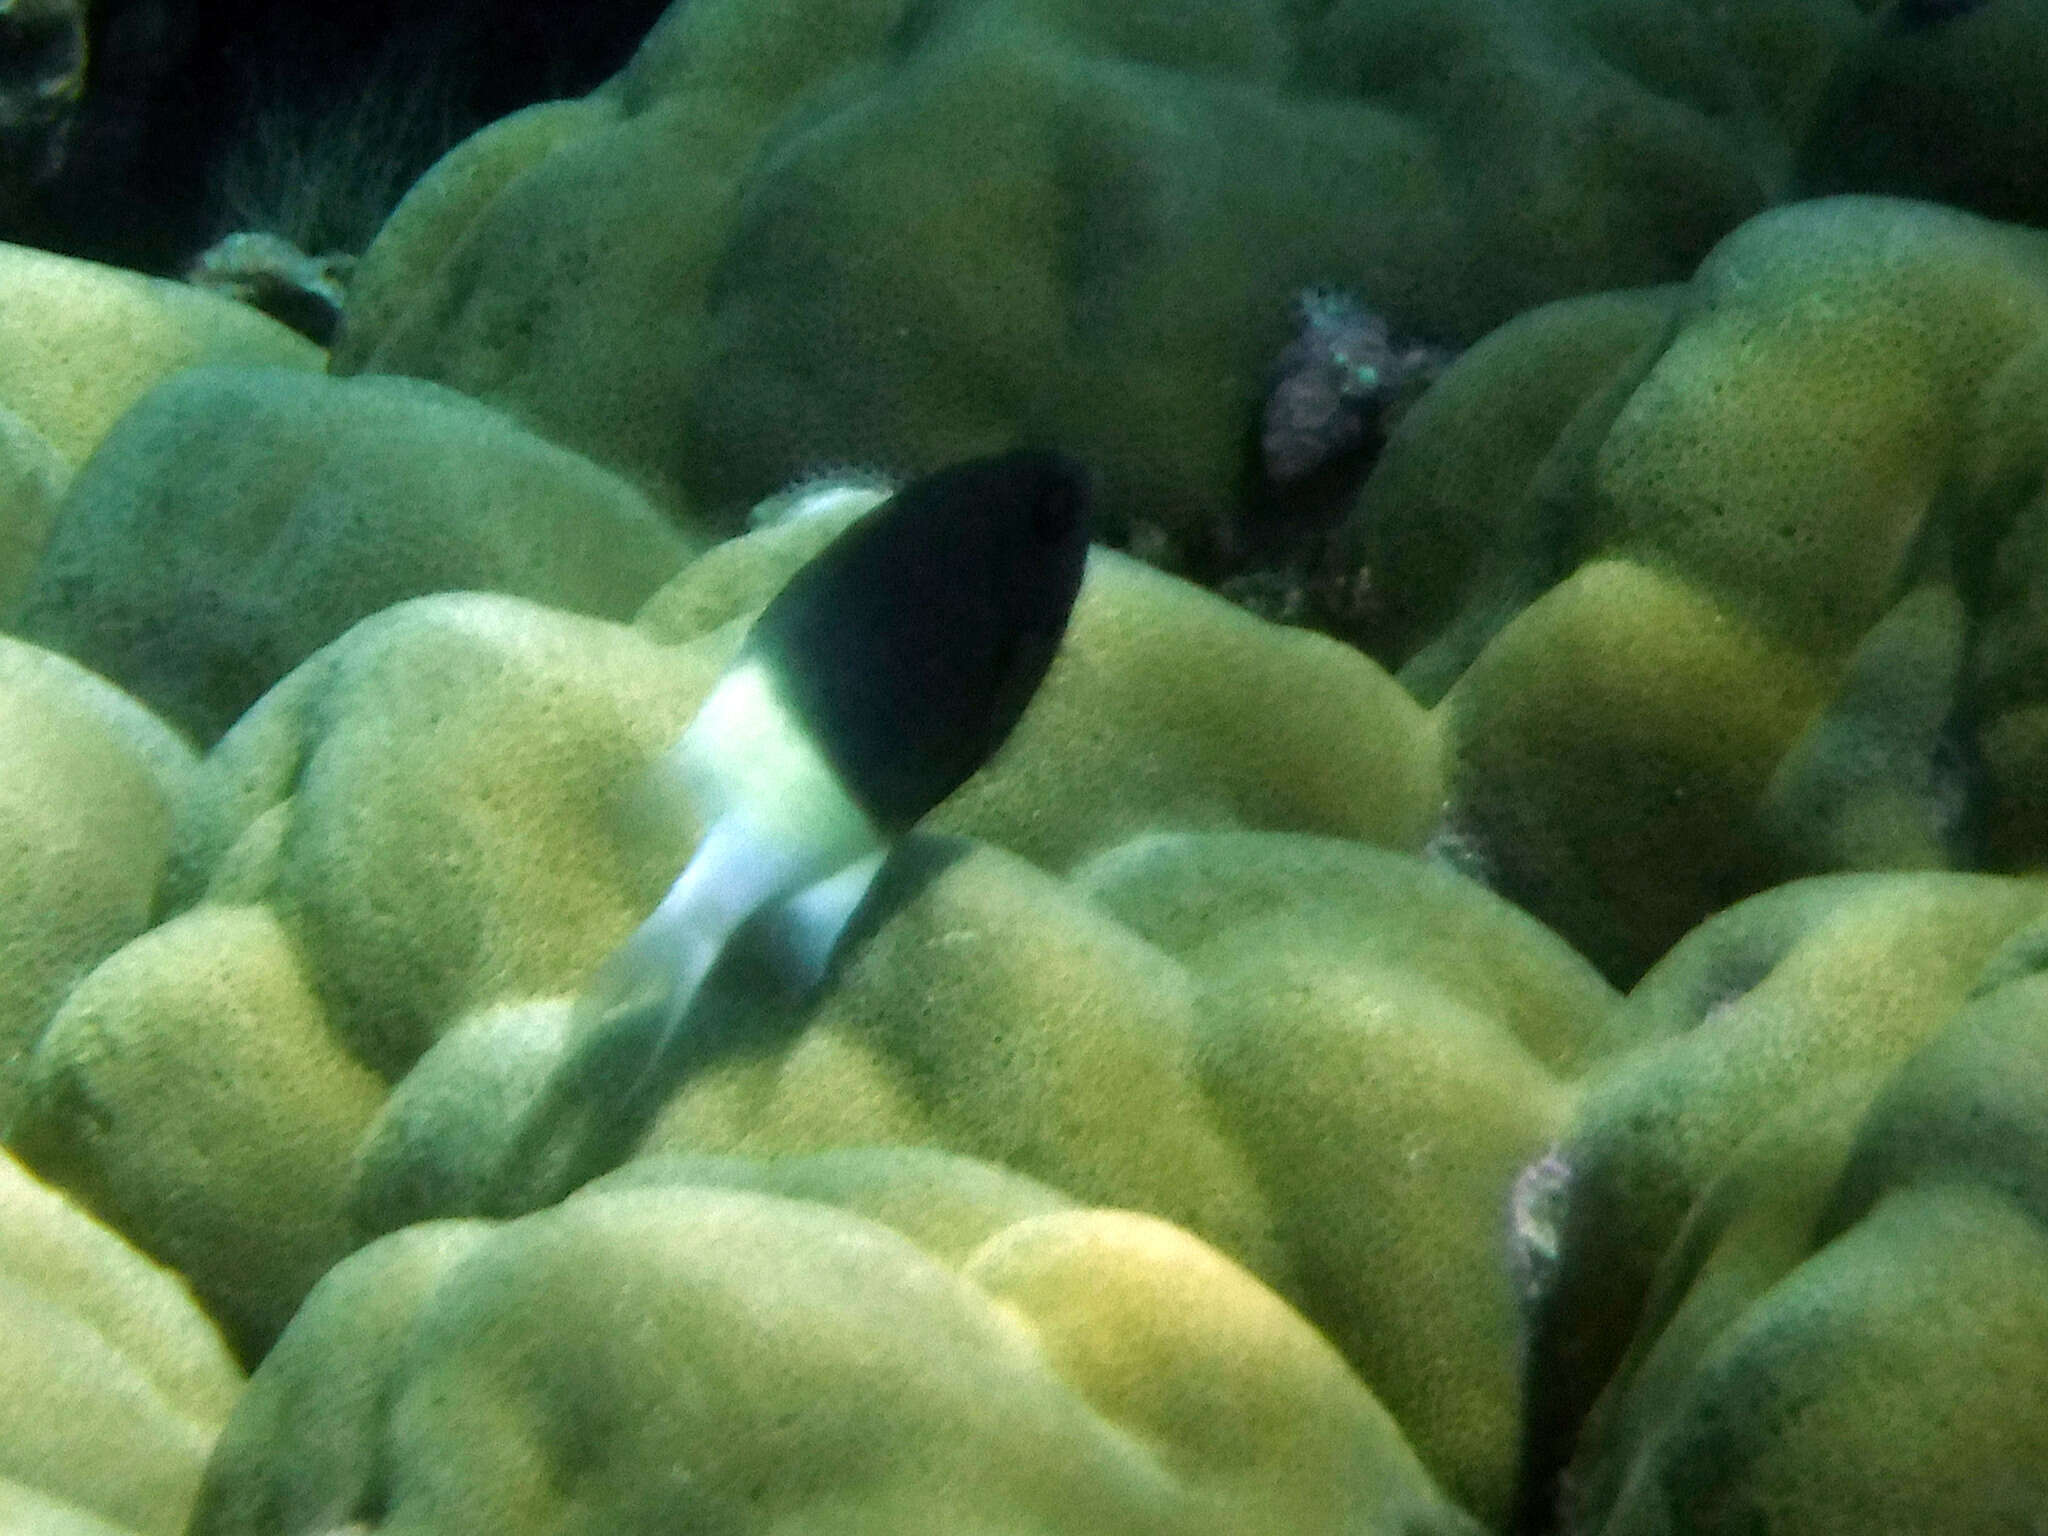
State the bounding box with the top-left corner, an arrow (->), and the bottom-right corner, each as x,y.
487,816 -> 891,1216
565,952 -> 695,1100
483,886 -> 729,1216
755,851 -> 889,992
483,981 -> 688,1217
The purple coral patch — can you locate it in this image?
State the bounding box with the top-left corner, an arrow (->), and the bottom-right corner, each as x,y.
1260,287 -> 1449,486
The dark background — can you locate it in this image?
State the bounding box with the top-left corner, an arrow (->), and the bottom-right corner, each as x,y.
6,0 -> 675,273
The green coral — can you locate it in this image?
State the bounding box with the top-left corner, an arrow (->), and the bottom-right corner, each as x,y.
13,905 -> 387,1356
0,243 -> 321,470
9,365 -> 696,744
332,0 -> 1849,551
0,1147 -> 242,1536
1516,872 -> 2048,1526
10,6 -> 2048,1525
1342,196 -> 2048,977
9,515 -> 1612,1519
192,1151 -> 1486,1536
1547,923 -> 2048,1533
1803,0 -> 2048,224
0,637 -> 194,1132
0,404 -> 69,612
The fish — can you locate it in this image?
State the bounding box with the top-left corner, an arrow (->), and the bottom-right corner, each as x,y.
486,448 -> 1092,1212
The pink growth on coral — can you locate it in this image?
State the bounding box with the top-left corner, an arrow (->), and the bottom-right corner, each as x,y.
1508,1144 -> 1573,1316
1261,287 -> 1448,485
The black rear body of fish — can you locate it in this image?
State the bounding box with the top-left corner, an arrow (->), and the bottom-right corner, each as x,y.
744,448 -> 1092,832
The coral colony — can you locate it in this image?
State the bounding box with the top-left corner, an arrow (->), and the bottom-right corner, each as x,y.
5,2 -> 2048,1533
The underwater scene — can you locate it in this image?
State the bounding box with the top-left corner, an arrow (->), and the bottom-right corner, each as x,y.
3,0 -> 2048,1530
